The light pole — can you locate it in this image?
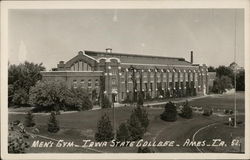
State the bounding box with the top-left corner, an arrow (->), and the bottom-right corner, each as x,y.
111,90 -> 117,139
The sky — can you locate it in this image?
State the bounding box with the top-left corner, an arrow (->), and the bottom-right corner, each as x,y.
8,9 -> 244,70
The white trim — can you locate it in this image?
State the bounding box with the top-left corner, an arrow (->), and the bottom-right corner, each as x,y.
83,52 -> 98,62
121,62 -> 198,68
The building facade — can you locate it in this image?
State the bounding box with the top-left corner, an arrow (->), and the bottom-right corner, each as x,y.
41,49 -> 209,104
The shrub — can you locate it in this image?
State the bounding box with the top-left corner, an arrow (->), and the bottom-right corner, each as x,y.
137,92 -> 144,106
127,111 -> 144,141
203,109 -> 213,116
8,121 -> 30,153
48,112 -> 60,133
137,147 -> 153,153
116,122 -> 131,141
179,100 -> 192,119
160,101 -> 177,122
133,106 -> 149,132
95,114 -> 114,142
24,111 -> 35,127
102,95 -> 112,109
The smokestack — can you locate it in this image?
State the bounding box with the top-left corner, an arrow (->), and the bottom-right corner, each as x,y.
106,48 -> 112,53
190,51 -> 193,64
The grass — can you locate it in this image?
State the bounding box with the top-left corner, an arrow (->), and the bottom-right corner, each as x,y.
8,92 -> 245,153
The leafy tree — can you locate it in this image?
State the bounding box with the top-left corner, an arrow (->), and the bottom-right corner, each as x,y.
212,75 -> 233,93
24,111 -> 35,127
160,101 -> 177,122
133,106 -> 149,132
29,81 -> 70,109
8,61 -> 45,106
102,95 -> 111,108
208,66 -> 216,72
179,100 -> 192,119
68,88 -> 93,111
95,114 -> 114,142
216,65 -> 234,79
29,81 -> 93,112
236,70 -> 245,91
116,122 -> 131,141
127,111 -> 144,141
12,88 -> 29,106
48,111 -> 60,133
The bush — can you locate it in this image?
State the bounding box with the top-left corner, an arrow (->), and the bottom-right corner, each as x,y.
137,92 -> 144,106
137,147 -> 153,153
203,109 -> 213,116
8,121 -> 30,153
48,112 -> 60,133
179,100 -> 192,119
95,114 -> 114,142
116,122 -> 131,141
160,101 -> 177,122
133,106 -> 149,132
24,111 -> 35,127
102,95 -> 112,109
127,111 -> 144,141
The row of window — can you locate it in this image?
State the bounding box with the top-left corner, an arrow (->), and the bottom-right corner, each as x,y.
70,61 -> 92,71
72,79 -> 99,88
119,72 -> 200,83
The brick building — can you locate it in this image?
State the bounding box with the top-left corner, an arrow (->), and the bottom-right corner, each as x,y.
41,49 -> 210,104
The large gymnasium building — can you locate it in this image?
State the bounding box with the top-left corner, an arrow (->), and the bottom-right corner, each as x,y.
41,49 -> 210,104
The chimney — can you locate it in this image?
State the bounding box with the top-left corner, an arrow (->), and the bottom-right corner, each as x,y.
106,48 -> 112,53
190,51 -> 193,64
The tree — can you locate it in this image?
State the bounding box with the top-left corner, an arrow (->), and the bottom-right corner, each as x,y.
208,66 -> 216,72
137,92 -> 144,106
160,101 -> 177,122
212,75 -> 233,93
133,106 -> 149,132
8,61 -> 45,106
48,112 -> 60,133
24,111 -> 35,127
116,122 -> 131,141
101,95 -> 112,108
29,81 -> 71,111
216,65 -> 234,79
29,81 -> 93,112
69,88 -> 93,111
236,70 -> 245,91
95,114 -> 114,142
179,100 -> 192,119
127,111 -> 144,141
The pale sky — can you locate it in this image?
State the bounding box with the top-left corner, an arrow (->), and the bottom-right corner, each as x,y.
8,9 -> 244,70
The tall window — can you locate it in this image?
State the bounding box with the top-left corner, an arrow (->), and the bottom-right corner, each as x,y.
80,80 -> 85,88
95,79 -> 99,88
73,80 -> 77,88
112,78 -> 116,85
88,79 -> 92,88
169,72 -> 172,82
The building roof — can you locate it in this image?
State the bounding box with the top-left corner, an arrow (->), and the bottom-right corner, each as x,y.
85,50 -> 192,66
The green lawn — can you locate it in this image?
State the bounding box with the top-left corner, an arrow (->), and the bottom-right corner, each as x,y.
8,92 -> 245,153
